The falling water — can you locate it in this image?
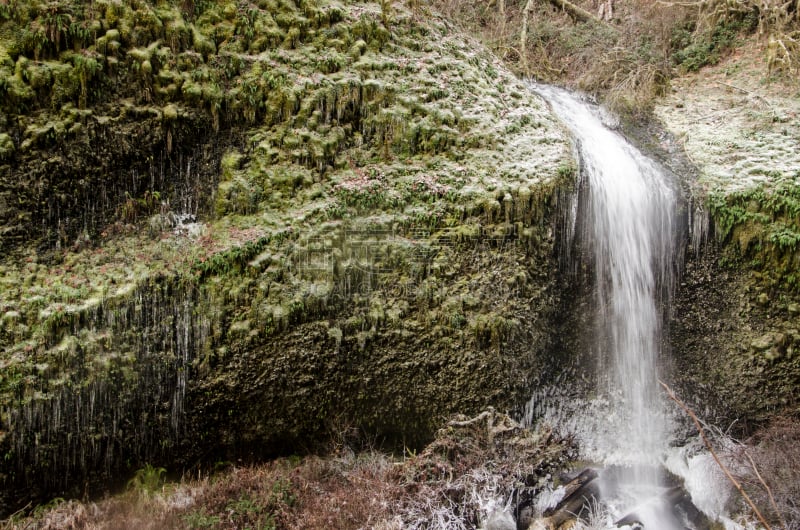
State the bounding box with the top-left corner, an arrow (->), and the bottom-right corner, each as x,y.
531,84 -> 681,521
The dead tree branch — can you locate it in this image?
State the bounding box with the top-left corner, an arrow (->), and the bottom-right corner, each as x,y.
550,0 -> 605,23
447,407 -> 495,428
520,0 -> 535,72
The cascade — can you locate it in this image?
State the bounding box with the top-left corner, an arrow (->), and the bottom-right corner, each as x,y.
525,85 -> 734,529
540,83 -> 677,470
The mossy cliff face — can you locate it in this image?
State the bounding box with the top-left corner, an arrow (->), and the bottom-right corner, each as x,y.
655,47 -> 800,428
0,1 -> 225,251
0,0 -> 571,512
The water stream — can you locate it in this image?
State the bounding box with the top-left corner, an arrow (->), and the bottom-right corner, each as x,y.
525,85 -> 736,529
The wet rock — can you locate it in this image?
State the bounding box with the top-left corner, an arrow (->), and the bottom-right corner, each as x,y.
516,505 -> 535,530
670,246 -> 800,429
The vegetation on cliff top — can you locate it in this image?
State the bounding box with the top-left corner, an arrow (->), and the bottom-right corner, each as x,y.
432,0 -> 798,112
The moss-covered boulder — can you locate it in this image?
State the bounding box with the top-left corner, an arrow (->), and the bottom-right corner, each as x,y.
0,0 -> 571,513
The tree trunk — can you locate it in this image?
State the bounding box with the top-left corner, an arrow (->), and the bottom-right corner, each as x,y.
520,0 -> 535,71
549,0 -> 603,24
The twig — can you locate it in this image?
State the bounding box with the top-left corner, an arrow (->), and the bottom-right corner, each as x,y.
658,380 -> 774,530
0,501 -> 32,526
655,0 -> 703,5
744,450 -> 789,530
447,407 -> 495,427
715,80 -> 751,94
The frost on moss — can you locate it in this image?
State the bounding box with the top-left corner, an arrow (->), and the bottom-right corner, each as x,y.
0,0 -> 572,512
655,46 -> 800,289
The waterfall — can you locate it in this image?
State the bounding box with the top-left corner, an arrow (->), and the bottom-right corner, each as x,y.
530,84 -> 683,525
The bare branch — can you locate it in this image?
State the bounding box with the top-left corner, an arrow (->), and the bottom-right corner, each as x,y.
549,0 -> 605,23
447,407 -> 494,427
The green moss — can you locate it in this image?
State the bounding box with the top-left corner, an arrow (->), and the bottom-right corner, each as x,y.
0,0 -> 573,511
709,175 -> 800,290
190,23 -> 216,56
162,102 -> 178,121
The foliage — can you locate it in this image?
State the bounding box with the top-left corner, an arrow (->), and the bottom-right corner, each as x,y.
182,510 -> 221,528
672,15 -> 756,72
127,463 -> 167,497
709,178 -> 800,243
193,235 -> 272,278
708,175 -> 800,290
117,190 -> 163,223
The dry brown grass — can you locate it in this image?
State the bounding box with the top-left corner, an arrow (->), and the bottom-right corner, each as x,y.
428,0 -> 798,110
1,411 -> 568,529
427,0 -> 686,114
731,416 -> 800,530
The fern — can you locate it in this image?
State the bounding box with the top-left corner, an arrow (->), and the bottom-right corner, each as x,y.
127,463 -> 167,497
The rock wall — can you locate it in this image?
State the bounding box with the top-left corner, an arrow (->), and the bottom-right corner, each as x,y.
670,230 -> 800,432
0,0 -> 572,513
655,46 -> 800,432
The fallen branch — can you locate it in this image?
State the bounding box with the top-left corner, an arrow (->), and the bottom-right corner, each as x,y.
714,80 -> 780,119
447,407 -> 494,427
532,468 -> 600,529
547,0 -> 605,23
659,380 -> 774,530
0,501 -> 32,526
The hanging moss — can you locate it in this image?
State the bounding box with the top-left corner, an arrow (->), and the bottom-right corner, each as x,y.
0,0 -> 573,515
709,176 -> 800,290
0,133 -> 13,159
